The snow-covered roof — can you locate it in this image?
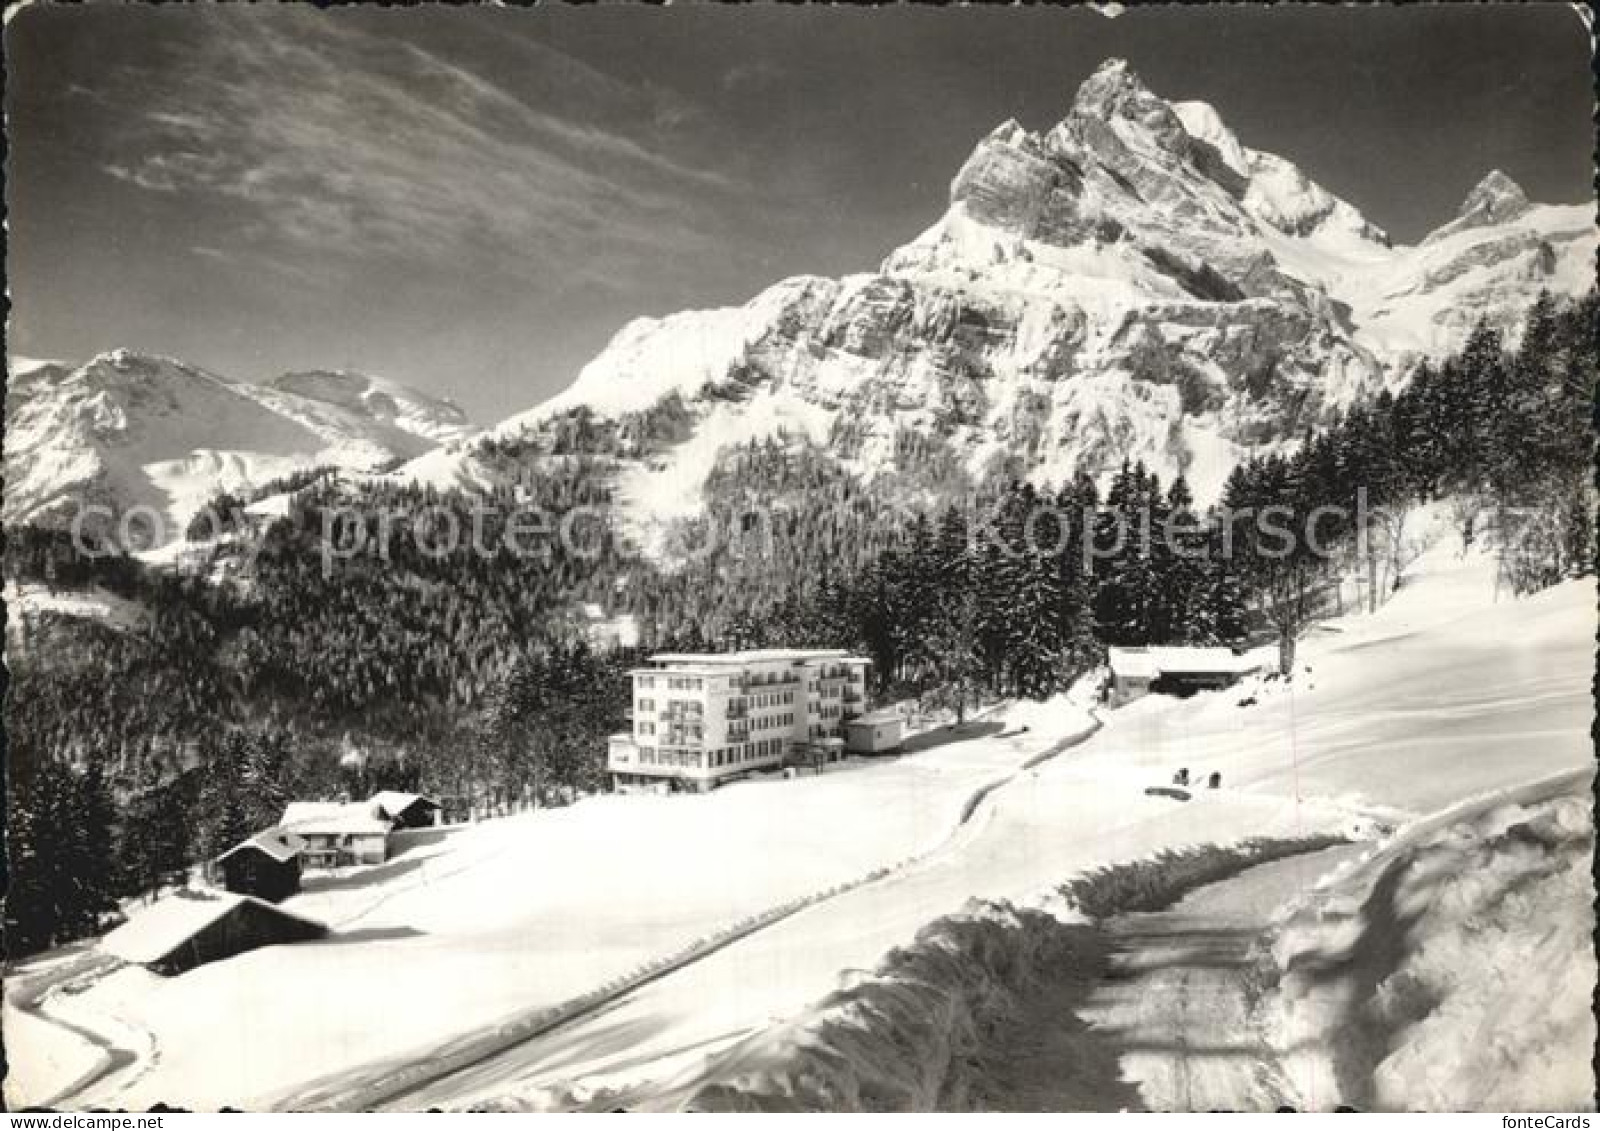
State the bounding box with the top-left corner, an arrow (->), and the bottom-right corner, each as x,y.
1108,646 -> 1267,680
281,801 -> 392,837
215,827 -> 307,865
645,649 -> 869,666
1108,648 -> 1160,680
848,709 -> 904,727
369,791 -> 440,821
101,890 -> 325,967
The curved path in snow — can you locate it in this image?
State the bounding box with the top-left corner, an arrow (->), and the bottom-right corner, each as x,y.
3,950 -> 140,1109
1070,845 -> 1361,1112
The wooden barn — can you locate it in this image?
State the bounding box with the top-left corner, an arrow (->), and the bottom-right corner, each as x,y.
101,891 -> 326,977
213,828 -> 307,903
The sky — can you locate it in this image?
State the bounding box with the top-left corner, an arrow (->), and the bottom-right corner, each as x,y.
6,4 -> 1593,422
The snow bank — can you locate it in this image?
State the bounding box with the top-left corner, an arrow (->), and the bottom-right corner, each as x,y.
667,835 -> 1349,1112
1267,783 -> 1596,1111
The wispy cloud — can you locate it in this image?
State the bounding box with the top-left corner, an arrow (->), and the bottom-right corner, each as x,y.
721,59 -> 786,94
97,13 -> 764,295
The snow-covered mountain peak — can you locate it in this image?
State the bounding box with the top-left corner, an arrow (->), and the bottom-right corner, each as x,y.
84,349 -> 231,389
917,61 -> 1391,291
388,57 -> 1591,559
4,351 -> 471,543
1460,169 -> 1530,219
1423,169 -> 1532,245
1066,57 -> 1187,142
266,369 -> 473,444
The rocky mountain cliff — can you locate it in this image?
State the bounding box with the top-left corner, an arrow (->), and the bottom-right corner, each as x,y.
415,59 -> 1591,548
3,350 -> 474,541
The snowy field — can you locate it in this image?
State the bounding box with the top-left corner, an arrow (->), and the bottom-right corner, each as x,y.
8,533 -> 1593,1111
8,705 -> 1094,1109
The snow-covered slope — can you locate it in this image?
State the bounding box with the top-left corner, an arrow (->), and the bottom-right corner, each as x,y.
264,370 -> 473,445
3,351 -> 473,543
399,59 -> 1593,545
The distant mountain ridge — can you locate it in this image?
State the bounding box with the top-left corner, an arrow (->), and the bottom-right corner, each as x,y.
3,350 -> 474,540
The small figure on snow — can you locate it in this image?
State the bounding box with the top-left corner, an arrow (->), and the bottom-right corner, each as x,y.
1173,767 -> 1190,786
1208,771 -> 1222,789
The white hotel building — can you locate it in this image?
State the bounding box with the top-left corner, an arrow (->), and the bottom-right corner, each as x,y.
607,649 -> 871,791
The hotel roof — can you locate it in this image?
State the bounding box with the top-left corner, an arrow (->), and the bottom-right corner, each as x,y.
847,708 -> 905,726
644,649 -> 870,666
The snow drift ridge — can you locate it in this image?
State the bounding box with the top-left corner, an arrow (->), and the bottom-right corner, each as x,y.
664,836 -> 1351,1112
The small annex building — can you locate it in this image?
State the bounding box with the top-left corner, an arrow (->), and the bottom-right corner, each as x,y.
844,709 -> 905,755
101,890 -> 326,976
213,828 -> 307,903
369,791 -> 442,830
1106,646 -> 1268,707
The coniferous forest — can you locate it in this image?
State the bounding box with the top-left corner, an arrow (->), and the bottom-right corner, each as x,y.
5,291 -> 1594,955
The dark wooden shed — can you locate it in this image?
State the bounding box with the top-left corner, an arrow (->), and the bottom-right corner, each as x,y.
214,828 -> 307,903
370,791 -> 442,829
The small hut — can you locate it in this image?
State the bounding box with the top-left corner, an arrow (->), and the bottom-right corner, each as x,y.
844,710 -> 904,755
369,791 -> 442,829
1106,646 -> 1268,707
213,828 -> 307,903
